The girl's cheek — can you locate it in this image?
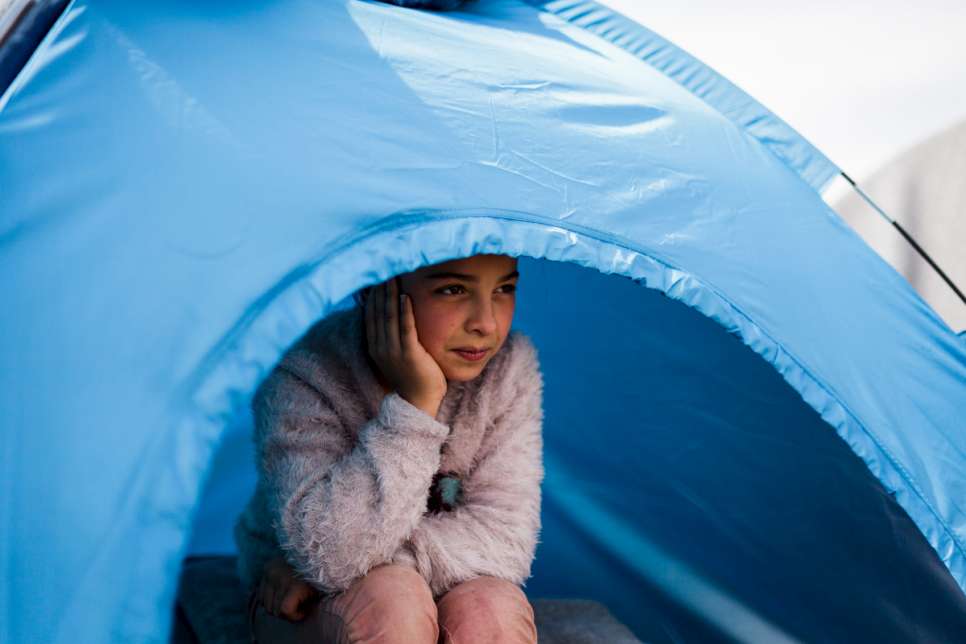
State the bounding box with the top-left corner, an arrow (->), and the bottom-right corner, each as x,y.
416,314 -> 457,354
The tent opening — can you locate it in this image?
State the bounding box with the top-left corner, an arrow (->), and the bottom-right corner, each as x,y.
179,245 -> 966,642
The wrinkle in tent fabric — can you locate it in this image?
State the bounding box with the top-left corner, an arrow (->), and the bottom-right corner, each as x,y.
1,1 -> 965,642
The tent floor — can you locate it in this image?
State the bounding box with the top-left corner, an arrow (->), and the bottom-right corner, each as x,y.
172,556 -> 640,643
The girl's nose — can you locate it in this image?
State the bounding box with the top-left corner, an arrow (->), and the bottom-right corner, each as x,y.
466,299 -> 498,335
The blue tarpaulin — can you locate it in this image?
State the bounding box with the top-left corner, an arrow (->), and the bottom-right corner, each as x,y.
2,1 -> 964,641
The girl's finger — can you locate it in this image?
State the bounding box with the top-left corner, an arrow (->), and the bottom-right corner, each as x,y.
280,588 -> 303,621
373,281 -> 385,354
381,278 -> 392,353
263,583 -> 277,617
386,277 -> 400,357
399,289 -> 416,351
272,582 -> 286,617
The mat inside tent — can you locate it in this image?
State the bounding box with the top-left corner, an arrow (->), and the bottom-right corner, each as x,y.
2,1 -> 965,643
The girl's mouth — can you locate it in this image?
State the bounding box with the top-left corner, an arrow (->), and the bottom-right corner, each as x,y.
453,348 -> 488,362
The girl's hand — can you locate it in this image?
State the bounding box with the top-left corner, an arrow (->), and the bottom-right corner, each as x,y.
258,556 -> 320,622
365,276 -> 447,417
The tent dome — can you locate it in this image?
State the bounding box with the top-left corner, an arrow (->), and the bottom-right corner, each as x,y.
2,1 -> 964,642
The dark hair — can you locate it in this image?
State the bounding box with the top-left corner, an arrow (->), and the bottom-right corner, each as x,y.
352,286 -> 372,310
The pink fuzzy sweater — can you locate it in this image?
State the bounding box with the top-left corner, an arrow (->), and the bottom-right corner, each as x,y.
233,305 -> 545,599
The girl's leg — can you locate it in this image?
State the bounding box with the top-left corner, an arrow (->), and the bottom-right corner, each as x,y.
250,563 -> 439,644
436,577 -> 538,644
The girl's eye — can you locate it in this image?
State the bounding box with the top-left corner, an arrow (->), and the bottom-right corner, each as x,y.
436,284 -> 517,295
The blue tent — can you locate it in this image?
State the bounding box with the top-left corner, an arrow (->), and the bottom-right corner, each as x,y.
2,1 -> 964,641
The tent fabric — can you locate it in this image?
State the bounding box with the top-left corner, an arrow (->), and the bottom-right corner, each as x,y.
834,117 -> 966,333
1,0 -> 965,642
522,0 -> 841,195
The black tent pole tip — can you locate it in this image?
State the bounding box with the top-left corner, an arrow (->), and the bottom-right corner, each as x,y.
840,172 -> 966,309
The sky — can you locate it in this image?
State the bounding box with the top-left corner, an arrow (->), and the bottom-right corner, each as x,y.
597,1 -> 966,181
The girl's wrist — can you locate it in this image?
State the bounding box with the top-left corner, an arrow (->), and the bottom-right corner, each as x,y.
398,389 -> 443,418
410,396 -> 442,419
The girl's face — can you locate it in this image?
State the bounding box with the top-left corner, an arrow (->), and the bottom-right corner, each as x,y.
397,254 -> 519,383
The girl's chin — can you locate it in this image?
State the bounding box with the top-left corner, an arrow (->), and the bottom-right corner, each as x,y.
443,362 -> 485,382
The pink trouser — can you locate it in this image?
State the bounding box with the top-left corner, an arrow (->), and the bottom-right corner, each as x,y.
249,563 -> 538,643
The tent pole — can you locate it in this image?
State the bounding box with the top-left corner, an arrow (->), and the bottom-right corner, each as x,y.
841,172 -> 966,308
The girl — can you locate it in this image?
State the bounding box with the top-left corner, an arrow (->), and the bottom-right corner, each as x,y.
234,253 -> 545,643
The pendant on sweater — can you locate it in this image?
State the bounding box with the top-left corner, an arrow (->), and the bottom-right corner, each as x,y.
427,471 -> 463,514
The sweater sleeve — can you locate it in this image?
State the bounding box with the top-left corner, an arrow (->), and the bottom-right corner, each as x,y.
395,334 -> 545,598
252,356 -> 452,594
